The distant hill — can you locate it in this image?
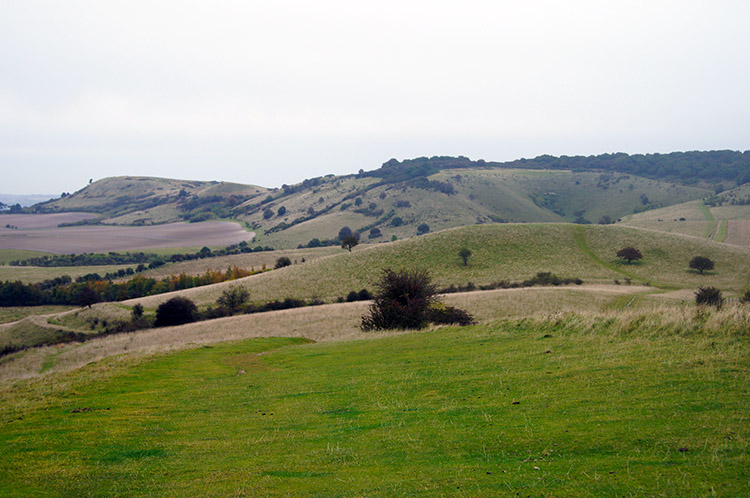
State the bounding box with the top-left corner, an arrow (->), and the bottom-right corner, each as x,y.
21,151 -> 749,249
30,176 -> 269,225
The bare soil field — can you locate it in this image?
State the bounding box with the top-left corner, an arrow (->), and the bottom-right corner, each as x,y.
0,213 -> 99,229
0,220 -> 254,254
723,220 -> 750,247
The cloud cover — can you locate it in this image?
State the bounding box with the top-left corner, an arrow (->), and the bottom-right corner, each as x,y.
1,0 -> 749,193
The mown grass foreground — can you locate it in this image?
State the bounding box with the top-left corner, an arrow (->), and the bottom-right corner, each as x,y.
1,309 -> 748,497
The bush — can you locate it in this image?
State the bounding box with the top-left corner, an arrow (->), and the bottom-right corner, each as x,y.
417,223 -> 430,234
155,296 -> 197,327
741,289 -> 750,304
131,303 -> 144,320
426,303 -> 476,326
361,269 -> 437,330
217,286 -> 250,314
275,256 -> 292,268
695,286 -> 723,309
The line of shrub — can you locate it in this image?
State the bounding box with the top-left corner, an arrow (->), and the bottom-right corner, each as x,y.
8,241 -> 274,267
438,272 -> 583,294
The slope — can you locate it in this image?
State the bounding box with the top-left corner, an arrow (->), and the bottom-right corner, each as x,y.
128,223 -> 750,309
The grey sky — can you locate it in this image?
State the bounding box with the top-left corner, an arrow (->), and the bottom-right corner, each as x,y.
1,0 -> 749,194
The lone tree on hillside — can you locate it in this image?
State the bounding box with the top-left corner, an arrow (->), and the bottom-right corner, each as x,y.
689,256 -> 714,274
341,235 -> 359,252
695,286 -> 723,309
338,226 -> 353,241
217,286 -> 250,314
616,246 -> 643,264
417,223 -> 430,235
458,247 -> 472,266
155,296 -> 197,327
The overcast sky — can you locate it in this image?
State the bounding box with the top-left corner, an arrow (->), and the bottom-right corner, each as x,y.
1,1 -> 749,195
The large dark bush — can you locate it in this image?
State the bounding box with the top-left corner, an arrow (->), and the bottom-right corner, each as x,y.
361,269 -> 437,330
275,256 -> 292,268
155,296 -> 197,327
695,286 -> 723,309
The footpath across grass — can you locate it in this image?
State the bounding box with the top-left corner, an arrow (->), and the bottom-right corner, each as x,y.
0,308 -> 747,497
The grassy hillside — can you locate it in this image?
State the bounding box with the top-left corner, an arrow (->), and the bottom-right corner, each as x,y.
622,185 -> 750,246
127,223 -> 750,310
1,307 -> 747,497
32,176 -> 269,224
248,169 -> 710,249
21,167 -> 714,251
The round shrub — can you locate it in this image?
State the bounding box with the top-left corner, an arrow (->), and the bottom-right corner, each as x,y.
155,296 -> 197,327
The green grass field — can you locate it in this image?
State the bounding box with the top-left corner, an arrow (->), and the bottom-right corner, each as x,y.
1,307 -> 747,497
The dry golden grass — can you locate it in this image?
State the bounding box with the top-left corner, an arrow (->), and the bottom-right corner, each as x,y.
0,285 -> 654,382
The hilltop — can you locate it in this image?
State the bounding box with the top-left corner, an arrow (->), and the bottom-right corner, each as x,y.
20,150 -> 750,249
30,176 -> 269,225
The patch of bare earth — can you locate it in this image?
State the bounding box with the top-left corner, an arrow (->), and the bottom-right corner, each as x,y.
723,220 -> 750,248
0,213 -> 99,229
0,220 -> 254,253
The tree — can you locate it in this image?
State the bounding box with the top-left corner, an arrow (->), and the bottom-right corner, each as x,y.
417,223 -> 430,234
689,256 -> 714,274
458,247 -> 472,266
341,235 -> 359,252
217,286 -> 250,314
275,256 -> 292,268
390,216 -> 403,227
616,246 -> 643,264
369,227 -> 382,239
338,226 -> 353,241
695,286 -> 723,309
277,206 -> 286,217
155,296 -> 197,327
76,285 -> 100,308
263,208 -> 274,219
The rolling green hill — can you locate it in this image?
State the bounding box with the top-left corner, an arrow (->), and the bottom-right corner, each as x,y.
127,223 -> 750,309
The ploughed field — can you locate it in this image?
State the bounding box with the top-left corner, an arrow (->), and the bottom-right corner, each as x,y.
0,217 -> 254,254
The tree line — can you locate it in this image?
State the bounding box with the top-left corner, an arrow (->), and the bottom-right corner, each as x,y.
0,266 -> 257,307
9,241 -> 273,267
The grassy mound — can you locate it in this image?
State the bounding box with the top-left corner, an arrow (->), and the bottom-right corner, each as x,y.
128,223 -> 750,308
1,308 -> 747,497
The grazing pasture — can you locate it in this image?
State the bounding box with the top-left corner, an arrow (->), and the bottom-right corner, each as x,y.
0,306 -> 747,497
0,220 -> 254,254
